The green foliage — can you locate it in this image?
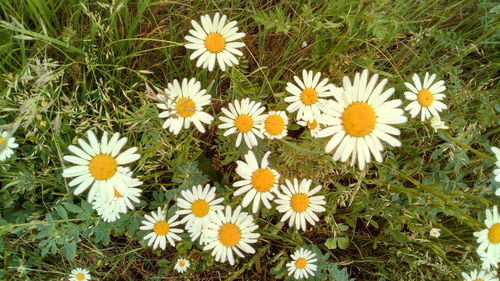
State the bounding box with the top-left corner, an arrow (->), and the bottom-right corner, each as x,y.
0,0 -> 499,280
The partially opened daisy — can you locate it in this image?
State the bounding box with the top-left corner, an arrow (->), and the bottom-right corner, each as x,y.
219,98 -> 266,148
62,130 -> 141,202
461,269 -> 498,281
185,13 -> 245,71
297,118 -> 323,138
429,228 -> 441,238
429,115 -> 449,132
0,130 -> 19,161
286,248 -> 318,280
404,72 -> 447,121
91,167 -> 143,222
233,150 -> 280,213
275,178 -> 326,231
473,206 -> 500,269
156,78 -> 214,135
174,258 -> 191,273
317,69 -> 407,170
176,184 -> 224,244
284,70 -> 337,122
140,207 -> 183,250
260,111 -> 289,139
203,205 -> 260,265
69,268 -> 91,281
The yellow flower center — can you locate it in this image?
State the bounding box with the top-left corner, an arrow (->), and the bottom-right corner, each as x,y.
234,114 -> 253,133
290,193 -> 309,212
191,199 -> 210,217
341,102 -> 376,137
251,168 -> 275,192
88,154 -> 118,180
219,223 -> 241,247
175,97 -> 196,118
264,114 -> 285,136
179,261 -> 186,267
0,137 -> 3,144
473,279 -> 484,281
306,120 -> 317,130
488,223 -> 500,243
417,89 -> 434,107
295,258 -> 308,269
300,88 -> 318,105
153,220 -> 170,236
205,33 -> 226,53
113,188 -> 123,198
75,272 -> 85,281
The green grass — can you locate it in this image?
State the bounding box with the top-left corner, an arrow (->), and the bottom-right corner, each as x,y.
0,0 -> 499,280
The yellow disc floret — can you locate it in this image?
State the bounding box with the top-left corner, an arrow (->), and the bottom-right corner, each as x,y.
176,97 -> 196,118
300,88 -> 318,105
488,223 -> 500,243
290,193 -> 309,212
218,223 -> 241,247
341,102 -> 376,137
88,154 -> 118,180
234,114 -> 253,133
205,33 -> 226,53
265,115 -> 285,136
251,168 -> 275,192
417,89 -> 434,107
153,220 -> 170,236
295,258 -> 308,269
191,199 -> 210,217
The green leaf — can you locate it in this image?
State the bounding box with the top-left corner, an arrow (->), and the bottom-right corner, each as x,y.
56,205 -> 68,220
63,202 -> 83,214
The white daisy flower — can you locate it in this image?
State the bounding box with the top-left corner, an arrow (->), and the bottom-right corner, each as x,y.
0,131 -> 19,161
139,207 -> 183,250
185,12 -> 245,71
404,72 -> 447,121
91,167 -> 143,222
259,111 -> 289,139
156,78 -> 214,135
275,178 -> 326,231
203,205 -> 260,265
297,118 -> 323,138
219,98 -> 266,148
317,69 -> 408,170
492,147 -> 500,195
62,130 -> 141,202
474,206 -> 500,269
69,268 -> 91,281
284,70 -> 337,122
461,269 -> 498,281
286,248 -> 318,280
429,115 -> 449,132
233,150 -> 280,213
174,258 -> 191,273
429,228 -> 441,238
176,184 -> 224,244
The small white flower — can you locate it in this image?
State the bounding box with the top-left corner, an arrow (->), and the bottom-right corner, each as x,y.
260,111 -> 289,139
275,178 -> 326,231
174,258 -> 190,273
219,98 -> 266,148
491,147 -> 500,196
285,70 -> 336,122
69,268 -> 91,281
185,13 -> 245,71
461,269 -> 498,281
0,131 -> 19,161
203,205 -> 260,265
139,207 -> 183,250
404,72 -> 447,121
176,184 -> 224,244
233,150 -> 280,213
473,206 -> 500,269
301,41 -> 308,48
156,78 -> 214,135
429,116 -> 449,132
286,248 -> 318,280
429,228 -> 441,238
297,118 -> 323,138
62,130 -> 141,203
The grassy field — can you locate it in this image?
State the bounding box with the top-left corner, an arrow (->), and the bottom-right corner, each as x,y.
0,0 -> 499,280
